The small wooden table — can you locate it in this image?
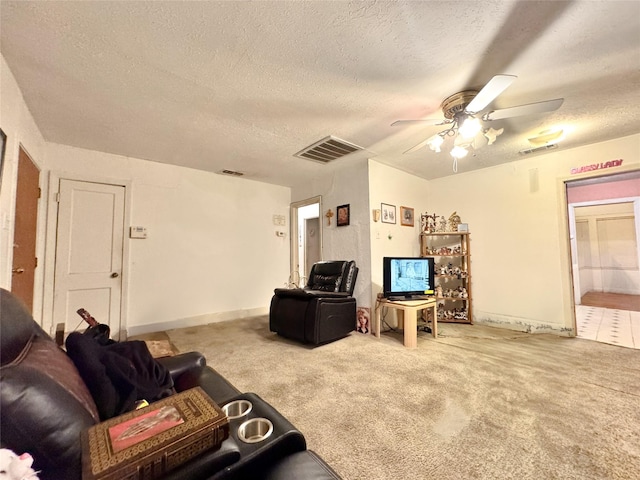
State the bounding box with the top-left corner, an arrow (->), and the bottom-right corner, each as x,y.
374,298 -> 437,348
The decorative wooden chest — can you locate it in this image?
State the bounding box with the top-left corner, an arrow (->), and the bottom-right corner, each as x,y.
82,387 -> 229,480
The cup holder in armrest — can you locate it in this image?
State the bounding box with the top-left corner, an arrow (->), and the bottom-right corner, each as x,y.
223,399 -> 253,420
210,393 -> 306,480
237,417 -> 273,444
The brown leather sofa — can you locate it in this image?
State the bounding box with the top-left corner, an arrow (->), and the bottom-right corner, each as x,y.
0,288 -> 341,480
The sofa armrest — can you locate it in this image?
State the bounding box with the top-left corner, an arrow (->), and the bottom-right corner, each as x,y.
273,288 -> 350,299
197,367 -> 242,405
162,437 -> 241,480
263,450 -> 342,480
156,352 -> 241,406
156,351 -> 206,386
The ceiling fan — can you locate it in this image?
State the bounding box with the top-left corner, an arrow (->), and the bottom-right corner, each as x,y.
391,75 -> 563,171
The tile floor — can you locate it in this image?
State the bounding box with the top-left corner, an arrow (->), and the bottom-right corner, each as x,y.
575,305 -> 640,349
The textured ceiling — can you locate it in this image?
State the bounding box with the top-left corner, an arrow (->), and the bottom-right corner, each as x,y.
1,1 -> 639,187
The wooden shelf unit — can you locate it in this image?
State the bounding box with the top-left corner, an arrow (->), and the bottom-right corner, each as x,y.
420,232 -> 472,324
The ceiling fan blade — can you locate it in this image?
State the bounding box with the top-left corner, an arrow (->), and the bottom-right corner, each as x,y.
465,74 -> 517,113
391,118 -> 446,127
403,137 -> 433,154
484,98 -> 564,121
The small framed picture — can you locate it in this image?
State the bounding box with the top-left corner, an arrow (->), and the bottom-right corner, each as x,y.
337,204 -> 350,227
381,203 -> 396,224
400,206 -> 414,227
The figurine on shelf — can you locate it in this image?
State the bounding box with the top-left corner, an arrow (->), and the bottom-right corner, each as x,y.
454,310 -> 468,320
435,284 -> 443,298
421,212 -> 437,233
437,216 -> 447,232
448,211 -> 461,232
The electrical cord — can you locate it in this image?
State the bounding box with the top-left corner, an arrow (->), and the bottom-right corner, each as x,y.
378,302 -> 433,334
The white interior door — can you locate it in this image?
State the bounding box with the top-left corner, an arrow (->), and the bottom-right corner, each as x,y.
304,217 -> 321,276
53,179 -> 125,336
290,197 -> 321,286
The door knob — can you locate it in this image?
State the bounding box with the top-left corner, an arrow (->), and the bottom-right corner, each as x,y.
111,272 -> 119,278
12,268 -> 25,274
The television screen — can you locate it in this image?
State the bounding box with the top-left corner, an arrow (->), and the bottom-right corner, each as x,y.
383,256 -> 435,299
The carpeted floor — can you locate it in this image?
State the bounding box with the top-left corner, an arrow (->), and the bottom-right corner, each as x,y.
163,317 -> 640,480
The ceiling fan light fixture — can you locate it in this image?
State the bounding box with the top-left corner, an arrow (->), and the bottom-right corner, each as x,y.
450,145 -> 469,159
392,75 -> 563,174
459,117 -> 482,139
427,134 -> 444,152
484,127 -> 504,145
528,128 -> 564,146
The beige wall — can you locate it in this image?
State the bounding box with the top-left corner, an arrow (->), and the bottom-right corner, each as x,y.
41,144 -> 291,335
368,161 -> 431,300
2,54 -> 291,335
4,50 -> 639,337
290,157 -> 372,308
427,134 -> 640,334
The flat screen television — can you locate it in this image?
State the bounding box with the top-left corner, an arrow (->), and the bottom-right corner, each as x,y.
383,256 -> 435,299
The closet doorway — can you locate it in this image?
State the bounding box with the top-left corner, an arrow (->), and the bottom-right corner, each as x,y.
290,196 -> 322,287
566,170 -> 640,349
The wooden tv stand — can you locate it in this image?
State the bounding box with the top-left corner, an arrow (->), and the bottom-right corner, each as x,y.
374,297 -> 437,348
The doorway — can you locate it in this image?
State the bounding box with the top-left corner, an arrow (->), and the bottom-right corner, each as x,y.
290,196 -> 322,287
50,178 -> 127,339
566,171 -> 640,349
12,146 -> 40,312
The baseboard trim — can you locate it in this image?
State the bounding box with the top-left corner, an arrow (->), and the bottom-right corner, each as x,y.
474,312 -> 575,337
127,306 -> 269,336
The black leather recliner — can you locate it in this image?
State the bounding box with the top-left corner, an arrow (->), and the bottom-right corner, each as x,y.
269,261 -> 358,345
0,288 -> 342,480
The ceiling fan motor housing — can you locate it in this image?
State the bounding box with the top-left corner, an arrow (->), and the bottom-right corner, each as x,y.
441,90 -> 479,118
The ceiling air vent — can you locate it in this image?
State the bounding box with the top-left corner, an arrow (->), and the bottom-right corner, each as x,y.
519,144 -> 559,155
295,136 -> 364,164
219,169 -> 244,177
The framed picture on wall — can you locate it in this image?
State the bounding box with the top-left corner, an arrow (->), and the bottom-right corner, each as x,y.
400,206 -> 414,227
337,204 -> 350,226
381,203 -> 396,224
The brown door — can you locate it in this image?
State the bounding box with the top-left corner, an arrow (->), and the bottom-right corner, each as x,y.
12,146 -> 40,312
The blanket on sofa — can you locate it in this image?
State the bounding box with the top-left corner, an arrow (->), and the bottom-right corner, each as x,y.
66,332 -> 174,420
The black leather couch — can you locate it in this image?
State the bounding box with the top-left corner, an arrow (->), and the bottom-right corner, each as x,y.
270,261 -> 358,345
0,288 -> 341,480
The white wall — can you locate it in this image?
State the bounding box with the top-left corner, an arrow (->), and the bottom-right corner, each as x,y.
575,219 -> 593,296
368,161 -> 432,299
5,50 -> 640,338
42,143 -> 291,335
428,134 -> 640,334
2,54 -> 291,335
290,158 -> 372,309
0,54 -> 48,320
574,202 -> 639,296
